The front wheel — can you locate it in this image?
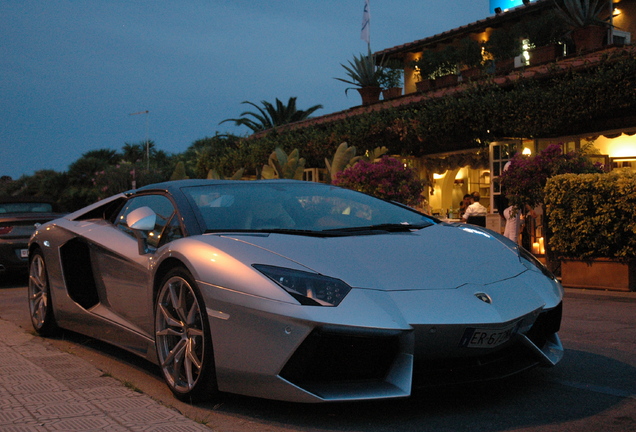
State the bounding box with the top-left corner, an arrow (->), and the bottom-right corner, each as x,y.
28,249 -> 59,336
155,268 -> 218,403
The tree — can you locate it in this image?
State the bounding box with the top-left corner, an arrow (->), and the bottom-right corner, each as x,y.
122,141 -> 156,164
220,97 -> 323,133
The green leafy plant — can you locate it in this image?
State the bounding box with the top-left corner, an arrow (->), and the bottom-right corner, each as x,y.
207,168 -> 244,180
545,170 -> 636,260
378,65 -> 403,89
484,26 -> 523,61
499,143 -> 603,270
553,0 -> 610,28
261,147 -> 306,179
325,142 -> 389,183
516,10 -> 567,47
412,47 -> 459,80
457,37 -> 483,69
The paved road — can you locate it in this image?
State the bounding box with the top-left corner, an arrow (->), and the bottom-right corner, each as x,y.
1,273 -> 635,432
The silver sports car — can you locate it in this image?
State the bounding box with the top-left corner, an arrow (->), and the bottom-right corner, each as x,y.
28,179 -> 563,403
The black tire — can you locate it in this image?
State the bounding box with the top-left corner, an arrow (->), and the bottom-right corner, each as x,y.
28,249 -> 59,336
154,267 -> 218,403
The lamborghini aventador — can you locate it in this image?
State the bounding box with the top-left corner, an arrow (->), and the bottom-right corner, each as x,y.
28,179 -> 563,403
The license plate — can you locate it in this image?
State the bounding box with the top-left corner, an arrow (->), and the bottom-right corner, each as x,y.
460,322 -> 519,348
20,249 -> 28,259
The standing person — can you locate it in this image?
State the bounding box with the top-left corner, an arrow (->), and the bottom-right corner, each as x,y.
496,190 -> 521,244
503,206 -> 521,243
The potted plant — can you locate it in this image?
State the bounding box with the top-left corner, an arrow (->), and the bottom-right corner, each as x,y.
553,0 -> 611,53
517,11 -> 567,65
545,170 -> 636,291
434,45 -> 460,88
335,50 -> 382,105
484,26 -> 523,74
456,37 -> 483,81
411,52 -> 438,91
378,63 -> 403,99
411,47 -> 459,90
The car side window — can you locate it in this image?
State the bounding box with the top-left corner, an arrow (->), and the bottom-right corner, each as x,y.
114,194 -> 183,248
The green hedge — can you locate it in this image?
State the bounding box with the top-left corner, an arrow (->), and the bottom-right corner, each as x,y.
545,170 -> 636,261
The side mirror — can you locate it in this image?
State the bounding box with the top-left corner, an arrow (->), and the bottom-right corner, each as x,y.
126,206 -> 156,231
126,206 -> 157,254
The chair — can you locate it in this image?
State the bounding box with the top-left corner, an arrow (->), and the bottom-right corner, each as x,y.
466,215 -> 486,227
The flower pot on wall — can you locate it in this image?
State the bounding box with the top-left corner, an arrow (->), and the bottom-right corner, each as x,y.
356,86 -> 382,105
529,44 -> 563,66
571,25 -> 607,53
415,79 -> 435,92
561,258 -> 636,292
382,87 -> 403,99
495,58 -> 515,75
435,74 -> 459,88
460,67 -> 482,82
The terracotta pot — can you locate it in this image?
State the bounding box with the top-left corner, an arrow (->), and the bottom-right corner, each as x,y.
571,25 -> 607,53
561,258 -> 636,291
529,44 -> 562,66
356,86 -> 382,105
381,87 -> 402,99
460,67 -> 482,82
415,79 -> 435,92
435,74 -> 459,88
495,58 -> 515,75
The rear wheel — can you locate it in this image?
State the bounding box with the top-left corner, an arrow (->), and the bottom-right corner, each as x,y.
28,249 -> 59,336
155,268 -> 218,402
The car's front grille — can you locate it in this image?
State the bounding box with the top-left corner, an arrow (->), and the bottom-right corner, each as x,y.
280,328 -> 400,387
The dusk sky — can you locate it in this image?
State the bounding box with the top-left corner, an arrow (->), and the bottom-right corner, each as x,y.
1,1 -> 495,180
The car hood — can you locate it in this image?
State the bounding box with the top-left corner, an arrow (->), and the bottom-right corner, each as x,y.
212,224 -> 525,291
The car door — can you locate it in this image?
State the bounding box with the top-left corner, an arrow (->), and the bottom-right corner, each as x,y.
88,193 -> 183,336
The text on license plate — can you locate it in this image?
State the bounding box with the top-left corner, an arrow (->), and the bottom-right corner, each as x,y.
460,322 -> 519,348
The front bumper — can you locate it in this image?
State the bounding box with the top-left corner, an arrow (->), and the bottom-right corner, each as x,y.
279,303 -> 563,400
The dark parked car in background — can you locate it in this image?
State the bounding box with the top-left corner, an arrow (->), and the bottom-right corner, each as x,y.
0,198 -> 65,274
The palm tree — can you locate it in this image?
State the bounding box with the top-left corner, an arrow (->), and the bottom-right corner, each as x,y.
220,97 -> 323,133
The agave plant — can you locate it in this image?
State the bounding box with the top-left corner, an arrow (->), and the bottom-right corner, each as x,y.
335,49 -> 382,94
554,0 -> 609,28
324,142 -> 388,183
261,148 -> 305,180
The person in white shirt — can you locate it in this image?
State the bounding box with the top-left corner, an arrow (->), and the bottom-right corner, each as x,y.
462,192 -> 488,221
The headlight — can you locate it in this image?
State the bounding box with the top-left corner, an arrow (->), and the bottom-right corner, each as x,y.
253,264 -> 351,306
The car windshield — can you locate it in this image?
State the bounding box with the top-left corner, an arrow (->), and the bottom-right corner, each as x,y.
181,182 -> 435,235
0,202 -> 54,214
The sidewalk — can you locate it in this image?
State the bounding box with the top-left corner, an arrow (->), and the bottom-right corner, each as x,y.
0,318 -> 211,431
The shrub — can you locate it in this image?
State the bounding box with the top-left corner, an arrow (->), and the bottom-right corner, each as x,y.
545,170 -> 636,261
333,157 -> 424,207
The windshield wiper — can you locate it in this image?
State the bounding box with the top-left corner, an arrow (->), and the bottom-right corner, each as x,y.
206,228 -> 334,237
322,222 -> 430,234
